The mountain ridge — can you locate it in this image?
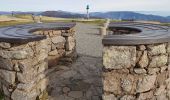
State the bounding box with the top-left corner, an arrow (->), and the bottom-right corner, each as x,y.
0,11 -> 170,22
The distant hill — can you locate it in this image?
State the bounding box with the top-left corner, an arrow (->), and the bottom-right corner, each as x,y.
0,11 -> 11,15
1,11 -> 170,22
90,11 -> 170,23
40,11 -> 85,18
40,11 -> 170,22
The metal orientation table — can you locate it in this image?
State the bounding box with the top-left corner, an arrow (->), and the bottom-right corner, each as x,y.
102,22 -> 170,45
0,22 -> 76,43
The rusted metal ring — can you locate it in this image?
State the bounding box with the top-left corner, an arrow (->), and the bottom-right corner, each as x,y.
102,22 -> 170,45
0,22 -> 76,43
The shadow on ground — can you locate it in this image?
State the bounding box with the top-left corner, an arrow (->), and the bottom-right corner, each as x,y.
47,55 -> 103,100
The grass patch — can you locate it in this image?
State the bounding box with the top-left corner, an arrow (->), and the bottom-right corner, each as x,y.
0,20 -> 33,27
0,92 -> 4,100
161,23 -> 170,26
0,14 -> 121,27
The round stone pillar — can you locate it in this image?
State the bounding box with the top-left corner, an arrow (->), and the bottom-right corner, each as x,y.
0,39 -> 48,100
102,43 -> 170,100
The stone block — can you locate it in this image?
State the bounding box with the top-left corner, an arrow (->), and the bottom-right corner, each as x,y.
66,36 -> 75,51
2,85 -> 11,97
120,95 -> 135,100
137,91 -> 154,100
136,75 -> 156,93
134,68 -> 146,74
0,50 -> 28,60
137,51 -> 149,68
0,58 -> 13,70
148,68 -> 160,75
51,36 -> 66,44
148,55 -> 168,68
48,50 -> 59,56
103,46 -> 136,69
167,43 -> 170,54
0,42 -> 11,49
11,89 -> 37,100
147,44 -> 166,56
0,69 -> 15,84
102,94 -> 117,100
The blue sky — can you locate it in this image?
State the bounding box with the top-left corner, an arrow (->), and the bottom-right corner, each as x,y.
1,0 -> 170,15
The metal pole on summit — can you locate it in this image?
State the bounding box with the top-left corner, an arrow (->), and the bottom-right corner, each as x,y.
86,5 -> 90,19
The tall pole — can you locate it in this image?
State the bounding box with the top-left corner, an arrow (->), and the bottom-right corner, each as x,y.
86,5 -> 90,19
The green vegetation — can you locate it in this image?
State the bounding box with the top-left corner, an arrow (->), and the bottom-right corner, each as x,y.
0,92 -> 4,100
161,23 -> 170,26
0,14 -> 106,27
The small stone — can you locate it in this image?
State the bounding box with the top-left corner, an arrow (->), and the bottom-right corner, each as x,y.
157,72 -> 167,86
137,75 -> 156,93
156,93 -> 168,100
137,45 -> 146,51
167,43 -> 170,53
154,85 -> 166,96
148,68 -> 160,75
148,55 -> 168,68
167,90 -> 170,99
11,89 -> 37,100
13,62 -> 20,71
120,95 -> 135,100
147,44 -> 166,56
160,66 -> 168,72
0,50 -> 28,60
63,87 -> 70,93
0,69 -> 15,84
51,36 -> 66,44
137,91 -> 154,100
49,50 -> 59,56
0,58 -> 13,70
102,94 -> 117,100
121,79 -> 132,92
60,70 -> 77,79
0,42 -> 11,49
134,68 -> 146,74
36,78 -> 48,93
68,91 -> 83,98
53,30 -> 62,36
66,36 -> 75,51
137,51 -> 149,68
2,85 -> 11,96
136,51 -> 142,63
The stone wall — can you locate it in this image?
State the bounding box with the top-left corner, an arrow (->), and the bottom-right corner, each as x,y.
0,39 -> 48,100
33,28 -> 77,67
103,43 -> 170,100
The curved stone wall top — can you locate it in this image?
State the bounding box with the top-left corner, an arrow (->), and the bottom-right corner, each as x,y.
102,22 -> 170,45
0,22 -> 76,43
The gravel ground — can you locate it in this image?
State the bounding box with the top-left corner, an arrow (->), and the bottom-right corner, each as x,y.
48,23 -> 103,100
75,23 -> 103,57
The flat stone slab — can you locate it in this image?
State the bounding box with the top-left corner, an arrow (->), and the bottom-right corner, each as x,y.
103,22 -> 170,45
0,22 -> 76,43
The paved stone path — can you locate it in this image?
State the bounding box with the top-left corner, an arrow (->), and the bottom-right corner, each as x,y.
75,23 -> 103,57
48,23 -> 103,100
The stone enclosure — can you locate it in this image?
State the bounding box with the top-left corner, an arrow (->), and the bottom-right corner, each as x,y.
102,22 -> 170,100
0,21 -> 170,100
103,43 -> 170,100
0,23 -> 76,100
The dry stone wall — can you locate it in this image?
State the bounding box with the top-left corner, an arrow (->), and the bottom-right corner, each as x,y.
0,26 -> 76,100
103,43 -> 170,100
33,28 -> 77,67
0,39 -> 48,100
